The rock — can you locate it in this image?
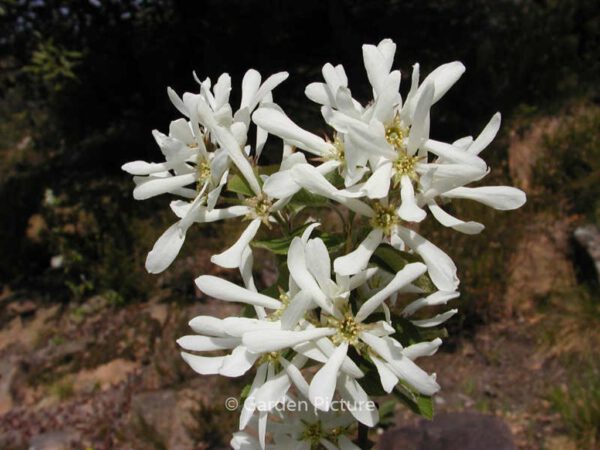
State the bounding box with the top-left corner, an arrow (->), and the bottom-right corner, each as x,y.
377,412 -> 517,450
29,429 -> 81,450
574,224 -> 600,282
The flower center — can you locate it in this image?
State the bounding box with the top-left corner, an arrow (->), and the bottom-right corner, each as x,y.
269,291 -> 290,321
325,134 -> 345,163
244,194 -> 273,225
259,351 -> 280,366
196,158 -> 211,183
392,152 -> 419,185
329,312 -> 363,346
370,202 -> 399,236
385,115 -> 409,150
301,421 -> 324,447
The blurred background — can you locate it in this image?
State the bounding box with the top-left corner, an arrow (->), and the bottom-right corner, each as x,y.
1,0 -> 599,449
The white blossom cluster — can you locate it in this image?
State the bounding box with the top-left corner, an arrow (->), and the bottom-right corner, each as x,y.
123,38 -> 525,449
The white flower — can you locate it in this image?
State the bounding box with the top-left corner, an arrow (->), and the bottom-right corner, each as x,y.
232,403 -> 361,450
122,69 -> 288,273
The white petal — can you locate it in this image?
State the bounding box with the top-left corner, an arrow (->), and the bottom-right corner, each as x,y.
428,202 -> 484,234
133,173 -> 196,200
309,342 -> 348,411
355,262 -> 427,322
211,219 -> 262,269
403,338 -> 443,360
177,335 -> 238,351
248,71 -> 289,112
287,237 -> 333,313
468,112 -> 501,155
371,354 -> 399,393
421,61 -> 465,103
361,163 -> 392,199
306,238 -> 331,288
363,43 -> 393,97
212,126 -> 261,195
254,371 -> 291,411
252,107 -> 333,156
188,316 -> 227,337
397,175 -> 426,222
167,87 -> 188,116
280,291 -> 314,330
220,346 -> 260,377
395,227 -> 459,292
195,275 -> 281,309
442,186 -> 527,210
423,139 -> 487,170
243,328 -> 336,353
280,356 -> 310,398
412,309 -> 458,328
145,222 -> 187,274
338,375 -> 378,427
402,290 -> 460,317
334,229 -> 383,276
305,82 -> 332,106
240,69 -> 261,109
407,81 -> 434,154
180,352 -> 224,375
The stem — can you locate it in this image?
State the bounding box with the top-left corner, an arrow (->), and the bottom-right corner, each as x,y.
357,422 -> 369,448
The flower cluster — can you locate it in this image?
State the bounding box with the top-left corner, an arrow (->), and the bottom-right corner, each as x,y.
123,38 -> 525,449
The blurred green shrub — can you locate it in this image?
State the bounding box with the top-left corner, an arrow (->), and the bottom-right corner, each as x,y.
549,360 -> 600,449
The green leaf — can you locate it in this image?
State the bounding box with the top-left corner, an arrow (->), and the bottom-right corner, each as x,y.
252,225 -> 344,256
372,243 -> 436,293
378,399 -> 398,427
227,173 -> 255,197
394,384 -> 434,420
289,188 -> 328,207
252,223 -> 313,255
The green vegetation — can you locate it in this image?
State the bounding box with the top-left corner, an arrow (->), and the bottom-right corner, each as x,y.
549,362 -> 600,449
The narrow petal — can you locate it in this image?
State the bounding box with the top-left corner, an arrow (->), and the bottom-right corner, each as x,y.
421,61 -> 465,104
428,201 -> 484,234
412,309 -> 458,328
243,328 -> 336,353
334,229 -> 383,276
252,106 -> 333,156
468,112 -> 501,155
395,227 -> 459,292
403,338 -> 443,360
145,222 -> 187,274
356,262 -> 427,322
371,354 -> 399,393
402,290 -> 460,316
133,173 -> 196,200
195,275 -> 281,309
211,219 -> 262,269
177,335 -> 239,352
338,375 -> 378,427
180,352 -> 224,375
309,342 -> 348,411
407,81 -> 434,154
442,186 -> 527,210
397,175 -> 427,222
280,291 -> 314,330
220,347 -> 260,377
